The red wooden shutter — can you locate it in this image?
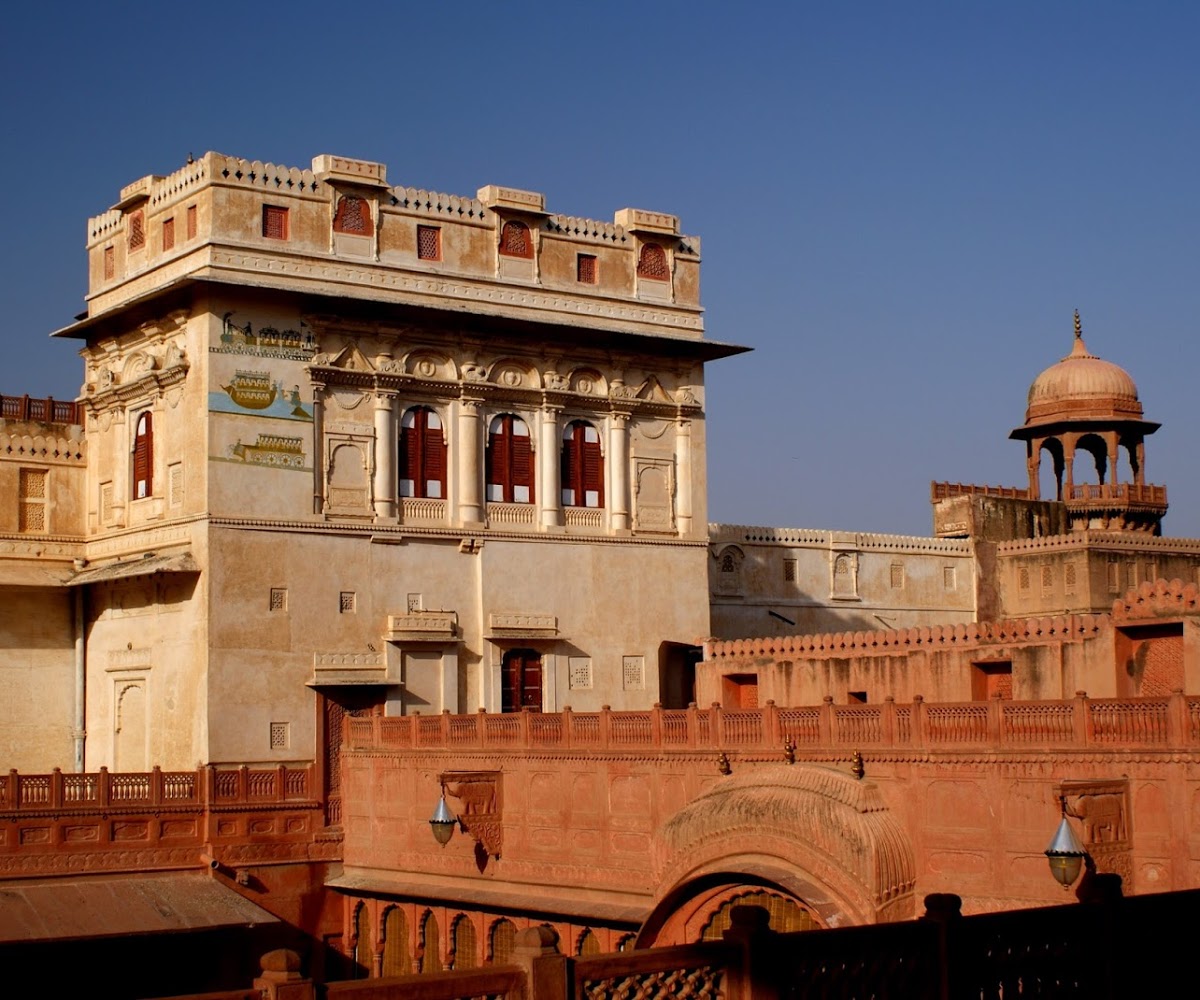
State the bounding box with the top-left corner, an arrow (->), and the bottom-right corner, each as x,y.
488,420 -> 509,500
424,419 -> 446,498
583,433 -> 603,507
399,422 -> 419,493
561,424 -> 579,505
134,412 -> 153,498
512,422 -> 532,502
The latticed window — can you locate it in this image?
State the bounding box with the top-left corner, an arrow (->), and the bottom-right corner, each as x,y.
162,217 -> 175,251
333,195 -> 372,235
419,911 -> 442,974
339,592 -> 356,614
636,242 -> 669,279
128,210 -> 145,251
132,412 -> 153,499
417,225 -> 441,260
451,915 -> 478,970
100,482 -> 114,523
784,559 -> 796,582
577,253 -> 597,283
487,414 -> 534,503
269,722 -> 289,749
561,421 -> 603,508
103,246 -> 115,280
262,205 -> 289,240
489,919 -> 516,964
399,406 -> 446,498
18,469 -> 47,533
381,907 -> 411,977
186,205 -> 198,239
269,588 -> 287,611
499,220 -> 533,258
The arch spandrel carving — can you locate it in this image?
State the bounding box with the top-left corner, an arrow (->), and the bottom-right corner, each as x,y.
646,764 -> 916,941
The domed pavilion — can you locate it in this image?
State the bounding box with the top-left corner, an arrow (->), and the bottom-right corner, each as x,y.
1009,311 -> 1166,533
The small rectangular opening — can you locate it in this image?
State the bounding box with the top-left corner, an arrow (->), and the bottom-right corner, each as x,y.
971,660 -> 1013,700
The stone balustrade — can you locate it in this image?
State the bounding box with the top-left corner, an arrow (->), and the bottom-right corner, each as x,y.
344,692 -> 1200,755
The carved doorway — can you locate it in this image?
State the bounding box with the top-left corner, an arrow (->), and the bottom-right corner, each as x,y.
501,649 -> 542,712
321,688 -> 385,827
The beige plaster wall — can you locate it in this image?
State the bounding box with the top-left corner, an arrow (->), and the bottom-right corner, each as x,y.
710,528 -> 976,639
0,588 -> 76,770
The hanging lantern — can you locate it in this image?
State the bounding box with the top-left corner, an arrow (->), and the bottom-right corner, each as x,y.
429,794 -> 456,847
1044,814 -> 1087,889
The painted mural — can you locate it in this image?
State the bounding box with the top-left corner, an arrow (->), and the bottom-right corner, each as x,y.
217,433 -> 308,471
211,313 -> 317,360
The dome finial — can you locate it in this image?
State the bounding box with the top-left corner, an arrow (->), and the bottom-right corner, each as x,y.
1069,309 -> 1089,357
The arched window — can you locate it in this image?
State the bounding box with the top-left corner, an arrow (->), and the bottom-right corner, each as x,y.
561,421 -> 603,508
636,243 -> 669,280
487,414 -> 534,503
418,910 -> 442,974
353,902 -> 373,979
577,929 -> 601,956
399,407 -> 446,499
133,412 -> 153,499
381,906 -> 411,977
489,918 -> 517,965
333,195 -> 373,236
499,221 -> 533,259
450,914 -> 478,969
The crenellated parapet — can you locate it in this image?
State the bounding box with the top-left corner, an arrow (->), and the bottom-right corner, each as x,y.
1113,577 -> 1200,621
705,613 -> 1106,663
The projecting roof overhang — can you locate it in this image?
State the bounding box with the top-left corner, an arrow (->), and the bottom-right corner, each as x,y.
67,551 -> 199,586
329,867 -> 648,925
0,872 -> 278,943
52,274 -> 750,363
0,563 -> 77,587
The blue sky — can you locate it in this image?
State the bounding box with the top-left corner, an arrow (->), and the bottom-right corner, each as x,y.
4,3 -> 1198,535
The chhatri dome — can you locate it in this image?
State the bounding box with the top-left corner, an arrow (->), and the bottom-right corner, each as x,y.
1022,310 -> 1144,428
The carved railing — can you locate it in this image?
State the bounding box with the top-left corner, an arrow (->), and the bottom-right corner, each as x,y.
931,481 -> 1030,501
1067,482 -> 1167,506
400,497 -> 446,523
0,394 -> 81,424
346,693 -> 1200,755
0,763 -> 316,812
564,507 -> 604,529
487,502 -> 536,526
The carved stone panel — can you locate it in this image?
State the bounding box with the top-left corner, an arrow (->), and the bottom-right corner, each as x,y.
1059,778 -> 1132,891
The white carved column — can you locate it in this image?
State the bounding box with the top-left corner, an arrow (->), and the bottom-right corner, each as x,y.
457,396 -> 483,524
311,381 -> 325,515
674,416 -> 693,535
610,411 -> 630,531
373,389 -> 396,519
540,405 -> 562,529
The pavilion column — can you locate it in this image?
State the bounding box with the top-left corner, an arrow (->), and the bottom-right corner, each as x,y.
674,416 -> 693,535
1105,433 -> 1120,487
1063,435 -> 1077,497
457,396 -> 484,525
609,412 -> 630,531
311,381 -> 325,514
1134,440 -> 1146,486
1026,441 -> 1041,499
539,404 -> 562,529
373,389 -> 396,520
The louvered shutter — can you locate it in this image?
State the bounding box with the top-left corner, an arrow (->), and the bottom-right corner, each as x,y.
512,422 -> 532,503
582,434 -> 603,508
424,420 -> 446,499
561,428 -> 577,506
487,420 -> 509,502
398,421 -> 419,497
134,413 -> 153,498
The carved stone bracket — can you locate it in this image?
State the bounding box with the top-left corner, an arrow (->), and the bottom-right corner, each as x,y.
1058,778 -> 1132,891
440,770 -> 502,859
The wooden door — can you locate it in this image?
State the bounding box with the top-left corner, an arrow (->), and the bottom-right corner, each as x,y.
502,649 -> 542,712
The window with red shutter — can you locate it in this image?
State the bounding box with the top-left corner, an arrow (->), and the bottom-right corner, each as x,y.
487,415 -> 534,503
561,421 -> 603,508
498,221 -> 533,259
133,412 -> 153,499
262,205 -> 289,240
636,243 -> 669,279
398,407 -> 446,499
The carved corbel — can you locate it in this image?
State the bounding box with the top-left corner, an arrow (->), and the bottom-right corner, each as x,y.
440,771 -> 502,859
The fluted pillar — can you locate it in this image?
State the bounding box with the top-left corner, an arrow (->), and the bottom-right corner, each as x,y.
311,381 -> 325,514
373,390 -> 396,519
610,412 -> 630,531
674,416 -> 693,535
457,397 -> 483,524
539,405 -> 561,529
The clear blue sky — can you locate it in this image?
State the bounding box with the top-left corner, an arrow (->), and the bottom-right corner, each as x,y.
4,3 -> 1198,536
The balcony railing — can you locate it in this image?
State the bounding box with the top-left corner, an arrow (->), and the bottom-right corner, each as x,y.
345,692 -> 1200,755
0,394 -> 81,424
1067,482 -> 1167,507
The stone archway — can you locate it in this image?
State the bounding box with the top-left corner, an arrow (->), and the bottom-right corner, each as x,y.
640,764 -> 916,946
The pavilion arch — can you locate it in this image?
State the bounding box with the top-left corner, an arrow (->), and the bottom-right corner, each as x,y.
1073,433 -> 1109,485
640,764 -> 916,947
1037,438 -> 1065,500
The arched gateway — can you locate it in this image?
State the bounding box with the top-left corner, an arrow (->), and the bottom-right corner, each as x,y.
640,764 -> 916,946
